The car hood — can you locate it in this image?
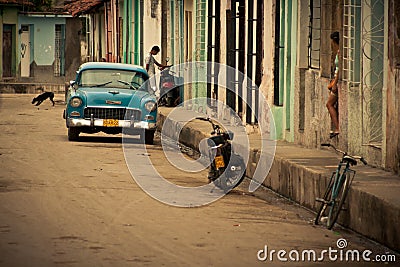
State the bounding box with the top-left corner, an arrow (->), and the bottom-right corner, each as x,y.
77,88 -> 153,107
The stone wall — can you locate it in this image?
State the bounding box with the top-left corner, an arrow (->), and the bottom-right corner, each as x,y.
294,69 -> 335,148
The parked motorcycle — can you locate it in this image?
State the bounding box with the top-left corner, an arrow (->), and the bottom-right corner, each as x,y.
158,59 -> 180,107
196,117 -> 246,191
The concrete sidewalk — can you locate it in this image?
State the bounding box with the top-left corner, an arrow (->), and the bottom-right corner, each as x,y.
157,106 -> 400,252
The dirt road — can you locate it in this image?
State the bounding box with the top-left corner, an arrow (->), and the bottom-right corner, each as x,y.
0,94 -> 397,267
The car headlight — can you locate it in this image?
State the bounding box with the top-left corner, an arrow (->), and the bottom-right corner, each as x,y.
70,97 -> 83,108
144,101 -> 156,112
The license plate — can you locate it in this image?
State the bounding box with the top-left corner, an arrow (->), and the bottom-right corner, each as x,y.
103,119 -> 119,127
215,155 -> 225,169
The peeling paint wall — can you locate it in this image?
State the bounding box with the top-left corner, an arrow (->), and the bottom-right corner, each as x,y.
386,0 -> 400,174
293,0 -> 342,149
64,18 -> 82,83
291,0 -> 398,173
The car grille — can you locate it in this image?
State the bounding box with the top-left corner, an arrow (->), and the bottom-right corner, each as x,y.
84,107 -> 141,121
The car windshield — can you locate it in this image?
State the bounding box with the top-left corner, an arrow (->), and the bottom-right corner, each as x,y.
79,69 -> 147,90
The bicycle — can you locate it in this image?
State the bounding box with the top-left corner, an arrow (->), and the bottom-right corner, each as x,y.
315,143 -> 367,229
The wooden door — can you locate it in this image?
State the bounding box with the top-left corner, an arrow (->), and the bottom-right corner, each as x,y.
2,25 -> 13,77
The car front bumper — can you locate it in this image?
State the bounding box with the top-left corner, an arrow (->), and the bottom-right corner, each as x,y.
67,118 -> 156,129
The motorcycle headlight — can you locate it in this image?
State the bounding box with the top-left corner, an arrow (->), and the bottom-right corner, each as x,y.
144,101 -> 156,112
70,97 -> 83,108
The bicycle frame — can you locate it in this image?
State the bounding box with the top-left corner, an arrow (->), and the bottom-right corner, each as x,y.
331,162 -> 353,199
328,161 -> 356,219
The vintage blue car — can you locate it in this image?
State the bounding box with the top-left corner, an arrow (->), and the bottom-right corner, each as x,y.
63,62 -> 157,144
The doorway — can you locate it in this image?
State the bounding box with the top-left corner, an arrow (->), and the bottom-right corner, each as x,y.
20,25 -> 30,77
2,24 -> 14,77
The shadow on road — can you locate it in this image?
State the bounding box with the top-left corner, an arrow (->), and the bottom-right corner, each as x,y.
66,135 -> 144,144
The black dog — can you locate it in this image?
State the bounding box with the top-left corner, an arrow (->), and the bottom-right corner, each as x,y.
32,91 -> 55,106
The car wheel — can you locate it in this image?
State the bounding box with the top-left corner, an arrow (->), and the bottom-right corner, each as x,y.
144,130 -> 155,145
68,127 -> 80,141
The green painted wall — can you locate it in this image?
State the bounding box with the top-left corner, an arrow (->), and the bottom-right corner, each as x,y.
274,0 -> 297,142
287,0 -> 297,142
133,0 -> 141,65
122,0 -> 133,64
272,106 -> 284,139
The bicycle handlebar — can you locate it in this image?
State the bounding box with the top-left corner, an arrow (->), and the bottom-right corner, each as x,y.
360,157 -> 368,165
321,143 -> 368,165
321,143 -> 346,155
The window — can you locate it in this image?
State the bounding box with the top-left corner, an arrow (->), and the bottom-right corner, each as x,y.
360,0 -> 384,145
308,0 -> 321,69
54,24 -> 65,76
226,0 -> 245,115
246,0 -> 263,124
79,69 -> 146,90
343,0 -> 361,85
207,0 -> 221,103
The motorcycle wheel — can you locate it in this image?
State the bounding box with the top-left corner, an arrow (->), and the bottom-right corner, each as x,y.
209,168 -> 224,188
222,154 -> 246,191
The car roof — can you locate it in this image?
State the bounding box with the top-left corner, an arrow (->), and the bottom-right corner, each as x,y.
78,62 -> 148,76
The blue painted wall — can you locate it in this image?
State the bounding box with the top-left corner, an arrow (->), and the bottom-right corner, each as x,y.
18,16 -> 66,66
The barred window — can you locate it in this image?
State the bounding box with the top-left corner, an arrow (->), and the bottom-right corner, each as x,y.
343,0 -> 361,85
308,0 -> 321,69
54,24 -> 65,76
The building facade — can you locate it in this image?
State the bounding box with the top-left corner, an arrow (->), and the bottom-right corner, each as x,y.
0,0 -> 81,92
65,0 -> 399,174
163,0 -> 399,174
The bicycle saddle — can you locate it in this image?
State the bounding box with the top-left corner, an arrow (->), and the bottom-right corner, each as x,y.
343,155 -> 357,166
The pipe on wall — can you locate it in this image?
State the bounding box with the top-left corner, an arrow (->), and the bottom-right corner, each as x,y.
140,0 -> 144,65
179,0 -> 184,64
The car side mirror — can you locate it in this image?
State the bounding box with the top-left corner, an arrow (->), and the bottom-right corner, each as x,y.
70,80 -> 78,90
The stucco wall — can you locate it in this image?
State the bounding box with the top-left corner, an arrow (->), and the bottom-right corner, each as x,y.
64,18 -> 82,83
294,70 -> 335,148
143,0 -> 162,66
386,1 -> 400,174
0,14 -> 81,87
18,16 -> 66,66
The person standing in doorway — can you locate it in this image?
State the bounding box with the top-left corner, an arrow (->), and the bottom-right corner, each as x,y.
144,46 -> 169,94
326,31 -> 340,139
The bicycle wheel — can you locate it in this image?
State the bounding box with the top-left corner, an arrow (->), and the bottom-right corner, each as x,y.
327,171 -> 351,229
315,173 -> 335,225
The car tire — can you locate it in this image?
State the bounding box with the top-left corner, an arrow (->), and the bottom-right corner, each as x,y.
68,127 -> 80,141
144,129 -> 155,145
